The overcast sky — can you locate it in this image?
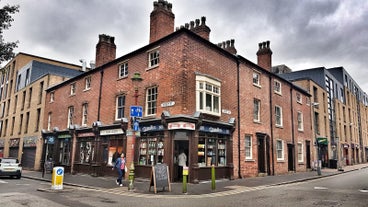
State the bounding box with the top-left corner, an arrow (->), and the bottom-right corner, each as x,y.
2,0 -> 368,92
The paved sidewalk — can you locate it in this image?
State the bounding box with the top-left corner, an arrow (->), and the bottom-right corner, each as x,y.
22,163 -> 368,195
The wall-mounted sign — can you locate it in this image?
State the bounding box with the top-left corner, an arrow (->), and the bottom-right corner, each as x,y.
161,101 -> 175,108
78,132 -> 95,137
100,128 -> 124,136
222,109 -> 231,114
9,138 -> 20,147
0,139 -> 4,148
141,125 -> 164,132
168,122 -> 195,130
199,126 -> 230,135
23,136 -> 38,147
58,134 -> 72,139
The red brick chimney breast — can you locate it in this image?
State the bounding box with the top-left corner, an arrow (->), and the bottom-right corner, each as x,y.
149,0 -> 175,43
256,40 -> 273,71
95,34 -> 116,68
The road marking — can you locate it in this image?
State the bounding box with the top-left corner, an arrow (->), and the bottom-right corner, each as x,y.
80,185 -> 272,199
314,186 -> 328,190
0,180 -> 8,184
359,189 -> 368,193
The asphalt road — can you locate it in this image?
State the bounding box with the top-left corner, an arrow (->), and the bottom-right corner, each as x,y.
1,168 -> 367,207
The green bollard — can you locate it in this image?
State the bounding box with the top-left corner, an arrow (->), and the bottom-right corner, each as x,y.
211,164 -> 216,191
182,174 -> 187,194
182,166 -> 188,194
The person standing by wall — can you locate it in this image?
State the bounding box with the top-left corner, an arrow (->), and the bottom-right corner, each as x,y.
178,149 -> 187,181
112,153 -> 126,186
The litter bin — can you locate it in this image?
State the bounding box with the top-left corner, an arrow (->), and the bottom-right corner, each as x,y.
329,159 -> 337,169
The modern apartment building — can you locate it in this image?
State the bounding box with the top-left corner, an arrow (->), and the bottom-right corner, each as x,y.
43,0 -> 313,182
0,53 -> 83,170
278,66 -> 368,169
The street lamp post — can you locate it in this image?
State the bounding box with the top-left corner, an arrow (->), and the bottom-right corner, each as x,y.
128,72 -> 143,191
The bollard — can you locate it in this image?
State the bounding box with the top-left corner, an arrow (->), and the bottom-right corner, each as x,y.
211,164 -> 216,191
128,163 -> 135,191
182,166 -> 188,194
182,174 -> 187,193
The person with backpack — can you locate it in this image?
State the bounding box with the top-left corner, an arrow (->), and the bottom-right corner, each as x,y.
112,152 -> 126,186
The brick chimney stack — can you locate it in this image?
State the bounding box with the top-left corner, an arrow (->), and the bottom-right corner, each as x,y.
256,41 -> 273,71
150,0 -> 175,43
95,34 -> 116,67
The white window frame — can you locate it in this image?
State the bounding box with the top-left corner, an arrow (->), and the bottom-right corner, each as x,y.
84,76 -> 91,90
275,105 -> 283,127
245,135 -> 252,160
276,139 -> 284,161
253,71 -> 261,87
82,103 -> 88,126
70,83 -> 76,95
298,142 -> 304,162
47,112 -> 52,131
146,86 -> 158,116
196,75 -> 221,116
148,48 -> 160,68
296,92 -> 302,104
67,106 -> 74,128
118,61 -> 128,78
253,99 -> 260,122
274,80 -> 282,94
297,111 -> 304,131
115,95 -> 125,120
50,92 -> 55,103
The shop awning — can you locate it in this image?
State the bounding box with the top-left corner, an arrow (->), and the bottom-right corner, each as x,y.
316,137 -> 328,145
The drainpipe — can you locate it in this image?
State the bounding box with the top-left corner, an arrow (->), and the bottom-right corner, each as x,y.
97,69 -> 104,121
290,88 -> 296,172
269,76 -> 275,175
236,59 -> 242,179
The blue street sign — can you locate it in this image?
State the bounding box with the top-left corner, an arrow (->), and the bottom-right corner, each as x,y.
130,106 -> 143,117
133,120 -> 140,131
56,168 -> 64,175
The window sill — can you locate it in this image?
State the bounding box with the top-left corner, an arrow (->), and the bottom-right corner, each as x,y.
245,159 -> 255,162
253,84 -> 262,89
277,160 -> 285,163
253,120 -> 261,124
83,88 -> 90,92
146,65 -> 159,71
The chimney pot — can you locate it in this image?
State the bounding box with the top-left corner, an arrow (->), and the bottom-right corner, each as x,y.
201,16 -> 206,25
195,19 -> 200,26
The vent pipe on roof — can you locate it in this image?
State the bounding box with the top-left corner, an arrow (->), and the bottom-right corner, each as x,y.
79,59 -> 87,71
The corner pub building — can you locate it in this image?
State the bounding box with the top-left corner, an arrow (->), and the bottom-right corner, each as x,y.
43,0 -> 312,183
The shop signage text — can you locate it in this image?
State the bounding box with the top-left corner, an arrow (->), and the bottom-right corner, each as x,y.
100,128 -> 124,136
199,126 -> 230,135
168,122 -> 195,130
141,125 -> 164,132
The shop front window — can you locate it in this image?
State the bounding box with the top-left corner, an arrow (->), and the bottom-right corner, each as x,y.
108,138 -> 124,166
198,133 -> 227,167
139,133 -> 164,165
79,141 -> 93,163
59,139 -> 71,165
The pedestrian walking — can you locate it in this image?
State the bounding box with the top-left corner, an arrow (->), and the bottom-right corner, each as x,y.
112,152 -> 126,186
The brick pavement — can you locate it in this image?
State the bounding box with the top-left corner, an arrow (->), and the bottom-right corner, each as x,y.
22,163 -> 368,195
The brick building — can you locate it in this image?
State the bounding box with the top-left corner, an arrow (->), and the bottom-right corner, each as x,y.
43,0 -> 313,182
0,53 -> 82,170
